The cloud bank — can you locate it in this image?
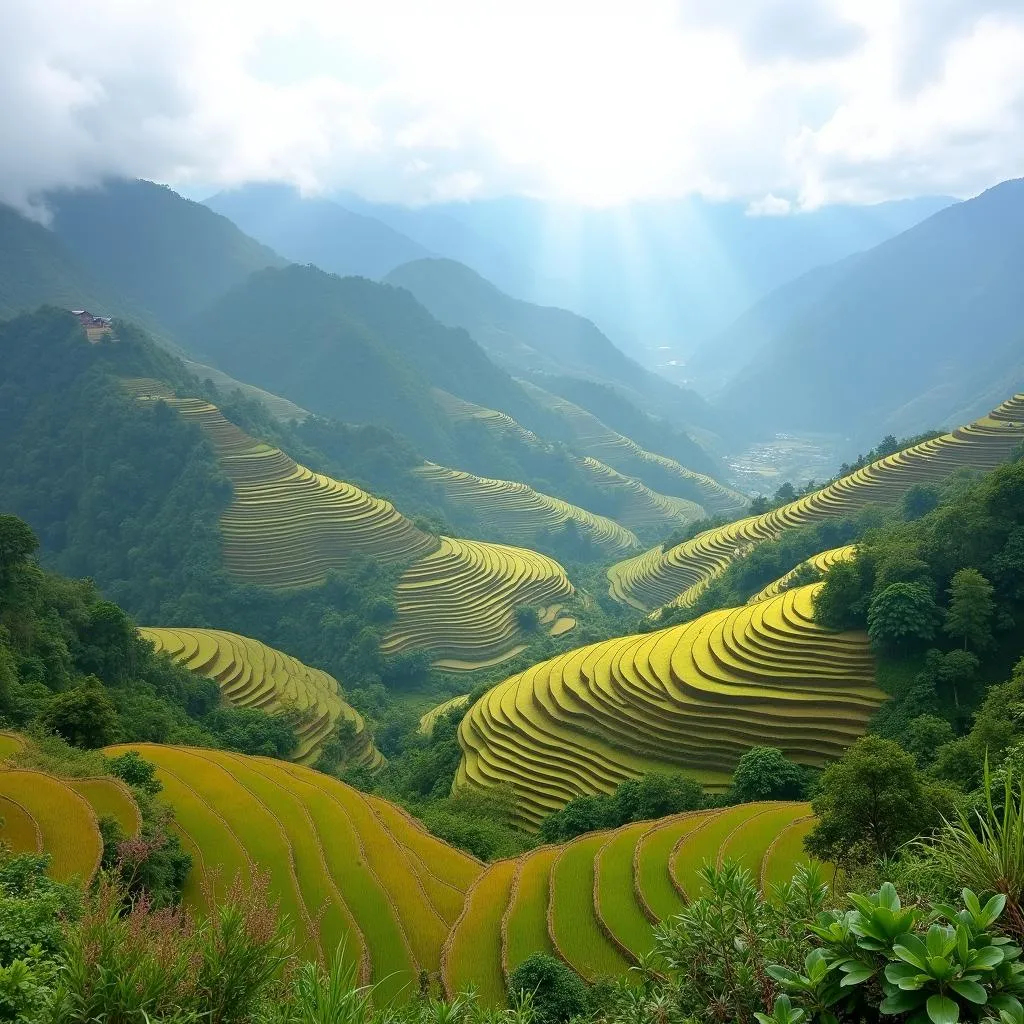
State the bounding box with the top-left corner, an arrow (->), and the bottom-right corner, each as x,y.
0,0 -> 1022,214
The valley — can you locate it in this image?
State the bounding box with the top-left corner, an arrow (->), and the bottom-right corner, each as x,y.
3,163 -> 1024,1024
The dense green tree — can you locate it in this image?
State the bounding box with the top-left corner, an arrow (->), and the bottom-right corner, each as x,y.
611,773 -> 703,822
901,483 -> 941,520
0,514 -> 37,589
812,560 -> 868,631
730,747 -> 808,802
866,582 -> 939,653
507,954 -> 588,1024
39,676 -> 121,748
901,714 -> 955,767
806,736 -> 951,865
944,567 -> 996,651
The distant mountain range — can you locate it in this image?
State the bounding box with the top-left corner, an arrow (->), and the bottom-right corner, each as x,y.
712,179 -> 1024,445
332,190 -> 953,364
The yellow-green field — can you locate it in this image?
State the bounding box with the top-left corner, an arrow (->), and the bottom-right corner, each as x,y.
608,393 -> 1024,613
123,380 -> 438,587
455,584 -> 884,827
748,545 -> 857,604
382,537 -> 576,671
124,381 -> 578,669
139,627 -> 382,768
0,769 -> 107,882
416,461 -> 639,555
103,744 -> 483,1004
445,801 -> 818,1002
10,741 -> 818,1005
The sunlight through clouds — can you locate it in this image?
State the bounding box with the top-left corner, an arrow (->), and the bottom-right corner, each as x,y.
0,0 -> 1021,213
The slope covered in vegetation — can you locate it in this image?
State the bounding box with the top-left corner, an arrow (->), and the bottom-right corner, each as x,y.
415,462 -> 639,556
608,394 -> 1024,613
455,585 -> 883,826
138,628 -> 382,769
518,379 -> 747,517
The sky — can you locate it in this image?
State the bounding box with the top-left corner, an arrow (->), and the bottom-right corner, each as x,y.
1,0 -> 1023,217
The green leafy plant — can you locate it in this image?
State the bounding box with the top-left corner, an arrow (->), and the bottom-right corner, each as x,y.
769,883 -> 1024,1024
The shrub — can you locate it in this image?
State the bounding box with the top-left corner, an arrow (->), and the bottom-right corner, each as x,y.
507,952 -> 587,1024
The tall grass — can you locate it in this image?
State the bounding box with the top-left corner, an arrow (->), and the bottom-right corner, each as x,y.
929,762 -> 1024,937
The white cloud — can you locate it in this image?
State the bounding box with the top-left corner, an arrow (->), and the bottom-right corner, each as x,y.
746,194 -> 794,216
0,0 -> 1021,213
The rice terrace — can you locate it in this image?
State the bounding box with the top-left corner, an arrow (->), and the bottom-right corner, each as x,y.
2,50 -> 1024,1022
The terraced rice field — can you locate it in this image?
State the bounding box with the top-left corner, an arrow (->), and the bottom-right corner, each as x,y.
434,389 -> 711,537
69,777 -> 143,837
139,627 -> 382,769
416,462 -> 639,555
609,394 -> 1024,613
382,537 -> 576,671
456,584 -> 884,827
419,694 -> 472,736
12,738 -> 818,1003
102,744 -> 484,1003
0,769 -> 106,881
748,546 -> 857,605
575,457 -> 706,535
517,379 -> 747,518
123,379 -> 438,587
447,802 -> 816,1002
0,731 -> 26,761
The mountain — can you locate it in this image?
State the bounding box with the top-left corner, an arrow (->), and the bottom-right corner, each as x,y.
185,263 -> 573,461
205,183 -> 432,279
340,193 -> 952,363
383,257 -> 727,440
0,203 -> 126,320
46,179 -> 285,330
717,179 -> 1024,443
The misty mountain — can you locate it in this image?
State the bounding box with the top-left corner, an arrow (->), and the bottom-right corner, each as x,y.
186,263 -> 571,462
339,192 -> 952,364
47,179 -> 285,330
0,203 -> 126,320
205,183 -> 432,280
383,257 -> 726,439
717,179 -> 1024,444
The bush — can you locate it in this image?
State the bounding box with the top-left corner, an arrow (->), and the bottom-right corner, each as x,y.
507,953 -> 587,1024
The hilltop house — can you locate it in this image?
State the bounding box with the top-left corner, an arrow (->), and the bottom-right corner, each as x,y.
71,309 -> 114,342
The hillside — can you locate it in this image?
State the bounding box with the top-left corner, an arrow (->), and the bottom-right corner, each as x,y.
718,180 -> 1024,442
206,183 -> 432,279
0,203 -> 128,321
519,379 -> 747,516
1,739 -> 818,1005
0,309 -> 583,690
609,393 -> 1024,613
186,263 -> 567,462
138,627 -> 383,769
414,462 -> 639,556
456,584 -> 883,827
122,380 -> 439,586
383,257 -> 726,439
431,390 -> 705,540
47,179 -> 286,330
122,380 -> 579,669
